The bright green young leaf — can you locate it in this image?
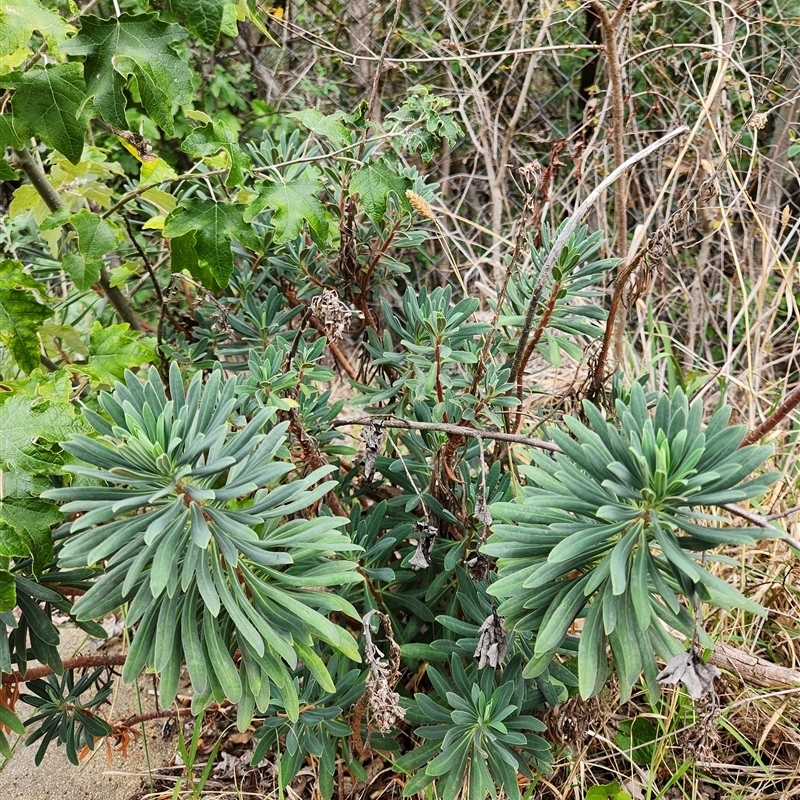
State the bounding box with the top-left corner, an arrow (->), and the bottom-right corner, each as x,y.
0,63 -> 89,164
0,521 -> 29,558
0,497 -> 60,574
0,260 -> 52,374
290,109 -> 351,150
0,395 -> 85,474
0,568 -> 14,613
182,121 -> 250,187
0,117 -> 21,178
164,198 -> 262,287
244,178 -> 327,248
63,13 -> 193,136
79,322 -> 156,386
71,210 -> 120,261
170,0 -> 228,45
0,0 -> 76,73
0,158 -> 15,181
585,782 -> 633,800
349,158 -> 412,221
61,254 -> 98,292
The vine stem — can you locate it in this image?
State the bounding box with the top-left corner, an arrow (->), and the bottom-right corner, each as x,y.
2,654 -> 127,686
10,148 -> 145,332
508,125 -> 689,385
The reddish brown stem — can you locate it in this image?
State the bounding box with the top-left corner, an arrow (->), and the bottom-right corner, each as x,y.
434,342 -> 445,408
3,654 -> 127,686
741,383 -> 800,446
357,215 -> 403,331
308,315 -> 359,380
281,281 -> 358,379
512,281 -> 561,433
589,252 -> 642,394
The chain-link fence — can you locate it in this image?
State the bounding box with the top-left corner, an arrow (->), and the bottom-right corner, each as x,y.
235,0 -> 800,392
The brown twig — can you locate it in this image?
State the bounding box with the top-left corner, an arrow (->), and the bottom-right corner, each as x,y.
2,654 -> 127,686
332,415 -> 560,453
740,383 -> 800,446
709,641 -> 800,688
282,409 -> 348,518
590,0 -> 633,260
511,280 -> 561,433
722,503 -> 800,552
509,126 -> 689,385
10,148 -> 145,332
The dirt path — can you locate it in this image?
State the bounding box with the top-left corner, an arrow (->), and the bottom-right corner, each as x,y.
1,625 -> 173,800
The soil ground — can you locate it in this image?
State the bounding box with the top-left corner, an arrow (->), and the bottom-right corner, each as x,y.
1,624 -> 173,800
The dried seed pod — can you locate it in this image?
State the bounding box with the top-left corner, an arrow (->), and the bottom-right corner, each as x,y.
474,613 -> 508,669
308,288 -> 355,342
657,648 -> 721,699
360,421 -> 385,481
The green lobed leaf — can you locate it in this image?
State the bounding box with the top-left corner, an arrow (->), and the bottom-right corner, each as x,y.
0,63 -> 89,164
70,210 -> 120,262
0,395 -> 84,474
0,521 -> 29,561
164,198 -> 262,287
78,322 -> 156,385
60,254 -> 99,292
244,177 -> 328,248
0,260 -> 52,374
170,0 -> 227,45
181,120 -> 251,187
0,569 -> 14,612
0,157 -> 17,181
0,0 -> 76,72
290,109 -> 351,149
349,158 -> 412,221
63,13 -> 193,136
0,497 -> 60,574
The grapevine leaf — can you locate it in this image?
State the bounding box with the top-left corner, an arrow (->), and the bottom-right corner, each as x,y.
0,63 -> 89,164
0,117 -> 22,178
69,210 -> 120,289
0,260 -> 52,374
0,159 -> 15,180
78,322 -> 156,386
71,210 -> 120,261
0,122 -> 14,150
244,178 -> 327,248
182,121 -> 250,187
0,568 -> 14,613
61,254 -> 99,291
349,158 -> 411,221
0,0 -> 76,72
0,395 -> 85,474
62,13 -> 193,136
290,109 -> 351,149
0,521 -> 29,558
164,198 -> 262,287
0,498 -> 60,574
170,0 -> 227,45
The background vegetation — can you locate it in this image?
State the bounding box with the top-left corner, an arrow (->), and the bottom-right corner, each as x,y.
1,1 -> 800,798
